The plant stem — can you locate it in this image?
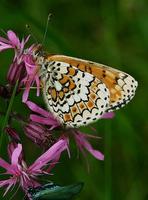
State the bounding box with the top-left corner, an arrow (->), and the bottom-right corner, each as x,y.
0,81 -> 18,154
105,121 -> 112,200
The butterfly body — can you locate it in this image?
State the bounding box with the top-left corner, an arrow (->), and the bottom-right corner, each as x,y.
34,49 -> 138,127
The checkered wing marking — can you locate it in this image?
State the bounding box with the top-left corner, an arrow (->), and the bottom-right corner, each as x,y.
42,61 -> 110,127
46,55 -> 138,112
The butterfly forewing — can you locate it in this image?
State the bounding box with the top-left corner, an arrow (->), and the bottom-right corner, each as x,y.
46,55 -> 138,112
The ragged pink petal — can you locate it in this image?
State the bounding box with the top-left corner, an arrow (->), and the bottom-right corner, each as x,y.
7,30 -> 20,48
11,144 -> 22,166
26,101 -> 51,117
22,79 -> 33,102
0,30 -> 39,101
0,43 -> 12,51
30,114 -> 59,127
28,138 -> 68,173
22,76 -> 40,102
0,36 -> 10,44
22,56 -> 40,101
74,131 -> 104,160
35,76 -> 40,96
101,112 -> 115,119
0,158 -> 11,172
26,101 -> 60,128
0,138 -> 64,197
0,178 -> 17,196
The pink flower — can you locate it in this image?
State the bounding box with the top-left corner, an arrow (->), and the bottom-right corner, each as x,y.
25,101 -> 114,160
26,101 -> 60,130
71,130 -> 104,161
0,30 -> 21,51
0,30 -> 40,102
5,127 -> 23,161
22,49 -> 41,102
101,112 -> 115,119
0,139 -> 68,197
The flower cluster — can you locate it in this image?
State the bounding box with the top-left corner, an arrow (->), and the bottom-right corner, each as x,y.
0,30 -> 114,199
0,133 -> 68,196
0,30 -> 40,102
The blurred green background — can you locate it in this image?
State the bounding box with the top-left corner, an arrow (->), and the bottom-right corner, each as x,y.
0,0 -> 147,199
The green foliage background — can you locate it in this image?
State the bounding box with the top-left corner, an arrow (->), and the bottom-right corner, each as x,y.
0,0 -> 147,199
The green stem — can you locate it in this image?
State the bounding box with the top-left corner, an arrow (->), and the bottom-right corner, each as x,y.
105,121 -> 112,200
0,80 -> 18,154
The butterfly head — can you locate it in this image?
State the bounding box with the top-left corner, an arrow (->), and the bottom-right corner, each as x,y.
32,44 -> 45,58
31,44 -> 50,79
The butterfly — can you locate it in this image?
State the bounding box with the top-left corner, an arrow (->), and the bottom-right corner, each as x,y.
33,45 -> 138,127
27,182 -> 83,200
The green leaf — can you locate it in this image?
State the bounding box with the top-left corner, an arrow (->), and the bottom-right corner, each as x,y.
28,182 -> 84,200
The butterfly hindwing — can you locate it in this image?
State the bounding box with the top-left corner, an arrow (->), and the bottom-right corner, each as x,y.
41,60 -> 110,127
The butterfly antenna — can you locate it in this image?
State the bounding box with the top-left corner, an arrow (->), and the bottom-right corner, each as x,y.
25,24 -> 38,44
42,13 -> 52,45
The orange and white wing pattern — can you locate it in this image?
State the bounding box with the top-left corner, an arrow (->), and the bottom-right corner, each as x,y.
45,55 -> 138,112
37,54 -> 138,127
39,58 -> 110,127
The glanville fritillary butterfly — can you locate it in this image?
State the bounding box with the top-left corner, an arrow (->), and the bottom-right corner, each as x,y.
33,45 -> 138,127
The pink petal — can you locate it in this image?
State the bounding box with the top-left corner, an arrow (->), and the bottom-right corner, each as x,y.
0,37 -> 10,44
26,101 -> 60,127
20,38 -> 25,53
0,43 -> 12,51
0,158 -> 11,171
22,77 -> 40,103
0,178 -> 17,196
101,112 -> 115,119
22,58 -> 40,102
7,30 -> 20,47
35,76 -> 40,96
26,101 -> 50,117
0,158 -> 18,175
30,114 -> 60,127
8,143 -> 18,160
75,132 -> 104,160
28,139 -> 68,173
11,144 -> 22,165
22,80 -> 32,102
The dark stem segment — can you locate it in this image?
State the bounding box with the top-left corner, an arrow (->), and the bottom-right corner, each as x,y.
105,121 -> 112,200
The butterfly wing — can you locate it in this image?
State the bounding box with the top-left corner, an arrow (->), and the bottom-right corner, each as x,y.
41,59 -> 110,127
46,55 -> 138,112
